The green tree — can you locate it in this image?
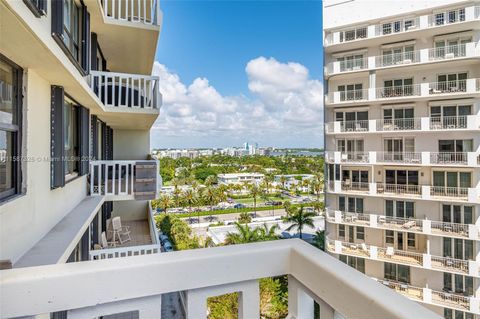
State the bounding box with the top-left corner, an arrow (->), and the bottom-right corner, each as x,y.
248,183 -> 261,218
224,222 -> 260,245
157,195 -> 171,213
205,175 -> 217,187
279,175 -> 287,190
238,212 -> 252,224
257,223 -> 280,241
313,230 -> 325,251
202,186 -> 218,220
282,206 -> 316,239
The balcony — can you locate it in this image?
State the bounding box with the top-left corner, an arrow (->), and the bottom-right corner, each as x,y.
325,208 -> 480,240
325,151 -> 479,167
324,4 -> 480,50
327,182 -> 480,203
88,0 -> 163,75
89,202 -> 161,260
0,240 -> 439,319
89,160 -> 159,201
326,79 -> 480,106
326,236 -> 478,278
325,43 -> 479,77
325,115 -> 480,134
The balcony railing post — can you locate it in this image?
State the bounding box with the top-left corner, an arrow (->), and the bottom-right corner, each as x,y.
422,186 -> 431,200
368,87 -> 376,100
421,152 -> 430,165
466,78 -> 476,93
369,214 -> 377,228
468,188 -> 479,203
334,210 -> 342,223
420,82 -> 429,96
334,240 -> 342,254
422,254 -> 431,269
468,260 -> 478,277
369,183 -> 377,195
422,219 -> 431,234
369,151 -> 376,164
370,246 -> 377,259
423,288 -> 432,304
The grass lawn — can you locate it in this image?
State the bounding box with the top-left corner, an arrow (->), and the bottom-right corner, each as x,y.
234,195 -> 288,205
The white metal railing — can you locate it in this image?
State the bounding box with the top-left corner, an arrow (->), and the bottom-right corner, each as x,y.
341,181 -> 369,192
428,43 -> 468,61
340,152 -> 370,163
326,57 -> 368,75
430,116 -> 467,130
428,8 -> 466,27
90,160 -> 137,197
374,17 -> 420,36
376,118 -> 421,131
429,80 -> 467,94
327,89 -> 368,102
379,280 -> 424,302
378,184 -> 421,195
339,27 -> 367,43
377,246 -> 423,266
339,120 -> 369,132
89,71 -> 160,109
375,50 -> 420,67
326,208 -> 473,239
431,186 -> 469,198
431,290 -> 470,311
431,255 -> 469,274
376,152 -> 422,164
101,0 -> 161,26
430,152 -> 468,165
376,84 -> 420,99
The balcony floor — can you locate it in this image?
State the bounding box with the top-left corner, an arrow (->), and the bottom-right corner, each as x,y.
104,220 -> 152,248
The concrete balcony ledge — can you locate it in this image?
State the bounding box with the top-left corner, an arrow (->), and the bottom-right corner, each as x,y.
0,239 -> 440,319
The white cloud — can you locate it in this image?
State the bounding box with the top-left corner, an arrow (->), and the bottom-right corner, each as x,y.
151,57 -> 323,147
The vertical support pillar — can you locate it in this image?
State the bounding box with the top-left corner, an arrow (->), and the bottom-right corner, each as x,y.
288,275 -> 315,319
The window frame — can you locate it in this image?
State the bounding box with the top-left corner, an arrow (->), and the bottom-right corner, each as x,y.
63,97 -> 80,181
23,0 -> 47,17
0,54 -> 23,201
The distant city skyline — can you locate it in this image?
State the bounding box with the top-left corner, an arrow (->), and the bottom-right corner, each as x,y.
151,1 -> 323,149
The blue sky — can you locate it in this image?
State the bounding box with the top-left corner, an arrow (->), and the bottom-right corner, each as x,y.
151,0 -> 324,149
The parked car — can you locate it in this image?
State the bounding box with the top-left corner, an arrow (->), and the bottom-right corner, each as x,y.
163,241 -> 173,252
234,203 -> 246,209
159,233 -> 169,245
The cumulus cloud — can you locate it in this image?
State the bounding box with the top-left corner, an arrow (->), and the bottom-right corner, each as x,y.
151,57 -> 323,146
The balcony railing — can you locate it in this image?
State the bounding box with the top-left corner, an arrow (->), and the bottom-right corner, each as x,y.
376,84 -> 421,99
326,236 -> 473,276
377,152 -> 422,164
428,43 -> 468,61
89,202 -> 161,260
89,160 -> 159,200
377,118 -> 421,131
340,152 -> 370,163
89,71 -> 161,110
429,80 -> 467,95
341,181 -> 370,192
326,208 -> 476,240
374,17 -> 421,36
377,184 -> 421,196
430,152 -> 468,165
375,51 -> 420,67
101,0 -> 161,26
430,115 -> 467,130
0,240 -> 440,319
431,186 -> 469,198
339,120 -> 369,132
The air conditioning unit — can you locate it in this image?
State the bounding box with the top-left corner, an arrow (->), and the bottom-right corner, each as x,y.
445,53 -> 455,59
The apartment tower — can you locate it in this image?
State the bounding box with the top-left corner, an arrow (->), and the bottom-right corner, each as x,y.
324,1 -> 480,318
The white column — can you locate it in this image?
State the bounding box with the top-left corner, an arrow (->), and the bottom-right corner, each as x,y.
422,219 -> 431,235
369,183 -> 377,195
368,119 -> 376,132
420,82 -> 430,96
423,254 -> 431,269
369,151 -> 376,164
466,78 -> 476,93
419,48 -> 429,63
465,5 -> 475,21
423,288 -> 432,303
420,117 -> 430,131
288,275 -> 315,319
421,186 -> 431,200
238,281 -> 260,319
369,214 -> 377,228
421,152 -> 430,165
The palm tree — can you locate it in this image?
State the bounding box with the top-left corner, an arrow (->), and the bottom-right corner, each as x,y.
171,178 -> 181,207
279,175 -> 287,190
282,206 -> 316,239
313,230 -> 325,251
183,189 -> 198,221
205,175 -> 216,187
158,195 -> 172,213
312,201 -> 325,215
224,222 -> 259,245
257,223 -> 280,241
202,186 -> 218,220
248,183 -> 261,218
238,212 -> 252,224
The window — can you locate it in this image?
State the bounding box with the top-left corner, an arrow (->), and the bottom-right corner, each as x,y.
335,111 -> 368,131
436,73 -> 467,93
443,237 -> 474,260
0,56 -> 22,200
356,227 -> 365,240
23,0 -> 47,17
340,27 -> 366,42
336,54 -> 364,72
52,0 -> 90,74
407,233 -> 415,248
51,87 -> 89,189
339,255 -> 365,274
338,225 -> 345,239
386,230 -> 394,244
382,45 -> 415,66
432,171 -> 471,196
385,169 -> 419,186
384,263 -> 410,283
430,104 -> 471,129
382,78 -> 414,97
385,200 -> 415,218
64,99 -> 79,178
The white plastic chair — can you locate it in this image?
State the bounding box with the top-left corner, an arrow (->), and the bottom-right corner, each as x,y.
386,246 -> 395,257
101,231 -> 116,249
111,216 -> 131,244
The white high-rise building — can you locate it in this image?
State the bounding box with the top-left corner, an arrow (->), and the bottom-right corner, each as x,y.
0,1 -> 443,318
323,1 -> 480,318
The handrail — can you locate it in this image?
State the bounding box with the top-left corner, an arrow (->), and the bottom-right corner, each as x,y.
0,240 -> 439,319
102,0 -> 161,26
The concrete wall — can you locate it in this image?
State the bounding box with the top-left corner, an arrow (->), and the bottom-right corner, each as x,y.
0,69 -> 87,263
113,129 -> 150,160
